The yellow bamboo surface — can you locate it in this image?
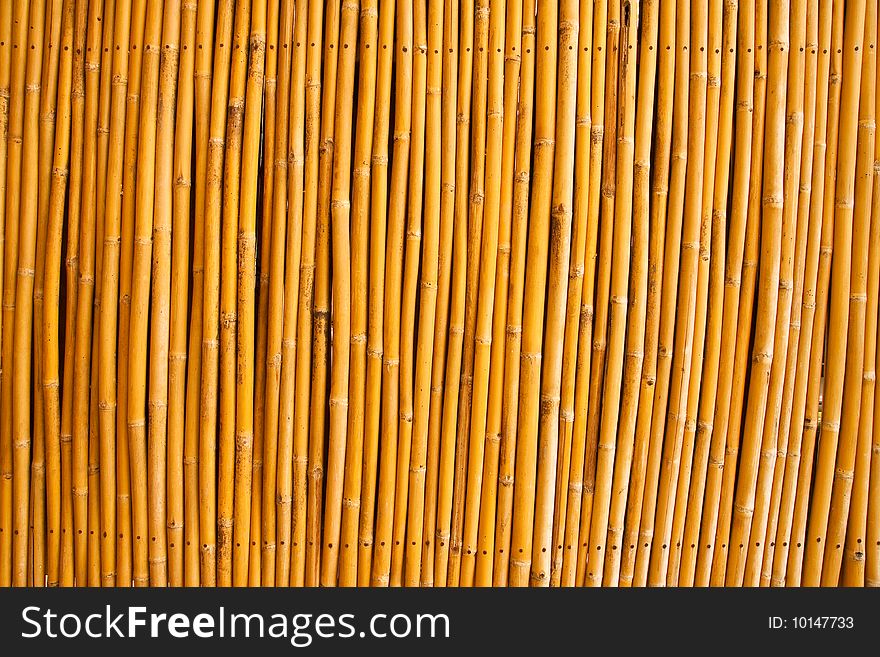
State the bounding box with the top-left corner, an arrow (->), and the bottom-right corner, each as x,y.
0,0 -> 877,587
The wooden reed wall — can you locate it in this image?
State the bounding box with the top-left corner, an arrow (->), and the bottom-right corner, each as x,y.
0,0 -> 877,587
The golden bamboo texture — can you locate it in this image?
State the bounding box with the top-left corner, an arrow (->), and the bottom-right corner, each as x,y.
0,0 -> 877,587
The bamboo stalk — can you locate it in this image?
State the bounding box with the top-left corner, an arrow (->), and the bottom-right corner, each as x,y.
405,0 -> 443,587
356,0 -> 394,587
262,0 -> 293,586
338,0 -> 378,588
420,0 -> 457,587
167,0 -> 196,589
508,0 -> 558,588
802,0 -> 865,586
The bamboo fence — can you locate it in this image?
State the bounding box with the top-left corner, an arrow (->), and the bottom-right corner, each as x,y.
0,0 -> 877,587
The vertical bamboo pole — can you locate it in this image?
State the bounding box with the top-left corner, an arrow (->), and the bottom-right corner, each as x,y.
492,0 -> 532,587
116,0 -> 148,586
820,0 -> 873,585
678,0 -> 736,586
603,0 -> 654,587
305,0 -> 340,587
631,0 -> 689,588
786,0 -> 843,585
587,0 -> 638,587
508,0 -> 557,588
355,0 -> 394,587
371,0 -> 411,586
762,0 -> 814,586
199,0 -> 235,587
726,0 -> 789,587
183,0 -> 214,588
11,0 -> 46,586
461,0 -> 505,587
446,0 -> 488,587
847,3 -> 880,586
0,0 -> 23,591
405,0 -> 443,587
291,0 -> 323,587
264,0 -> 294,586
575,0 -> 612,584
771,0 -> 826,585
621,0 -> 674,588
475,0 -> 521,587
550,0 -> 585,589
339,0 -> 378,587
433,0 -> 471,588
126,0 -> 164,587
216,0 -> 250,587
320,0 -> 357,587
420,0 -> 457,586
231,0 -> 265,587
167,0 -> 195,589
802,0 -> 865,586
41,0 -> 75,589
248,0 -> 277,587
274,0 -> 305,586
147,0 -> 181,588
708,0 -> 767,586
32,0 -> 65,588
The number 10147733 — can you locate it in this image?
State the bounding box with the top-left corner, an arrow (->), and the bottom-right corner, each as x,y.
769,616 -> 855,630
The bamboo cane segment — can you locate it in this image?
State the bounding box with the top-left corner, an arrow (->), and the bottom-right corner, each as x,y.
787,0 -> 843,585
708,0 -> 767,586
199,0 -> 236,587
390,0 -> 426,587
631,0 -> 689,588
115,0 -> 149,587
668,0 -> 723,585
475,0 -> 521,587
31,0 -> 65,588
215,0 -> 251,587
771,0 -> 832,586
372,0 -> 411,587
41,0 -> 75,589
802,0 -> 865,586
356,0 -> 394,587
405,0 -> 444,587
820,0 -> 873,585
446,0 -> 489,588
575,0 -> 612,585
460,0 -> 505,588
553,0 -> 592,588
725,0 -> 789,587
182,0 -> 214,588
0,0 -> 23,591
491,0 -> 533,587
266,0 -> 294,586
167,0 -> 195,589
676,0 -> 732,586
148,0 -> 181,588
649,0 -> 708,587
232,0 -> 266,587
841,0 -> 877,587
305,0 -> 340,587
10,0 -> 46,586
248,0 -> 277,588
508,0 -> 558,588
603,0 -> 654,587
338,0 -> 378,588
618,0 -> 674,587
433,0 -> 472,587
320,0 -> 357,587
760,0 -> 812,586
